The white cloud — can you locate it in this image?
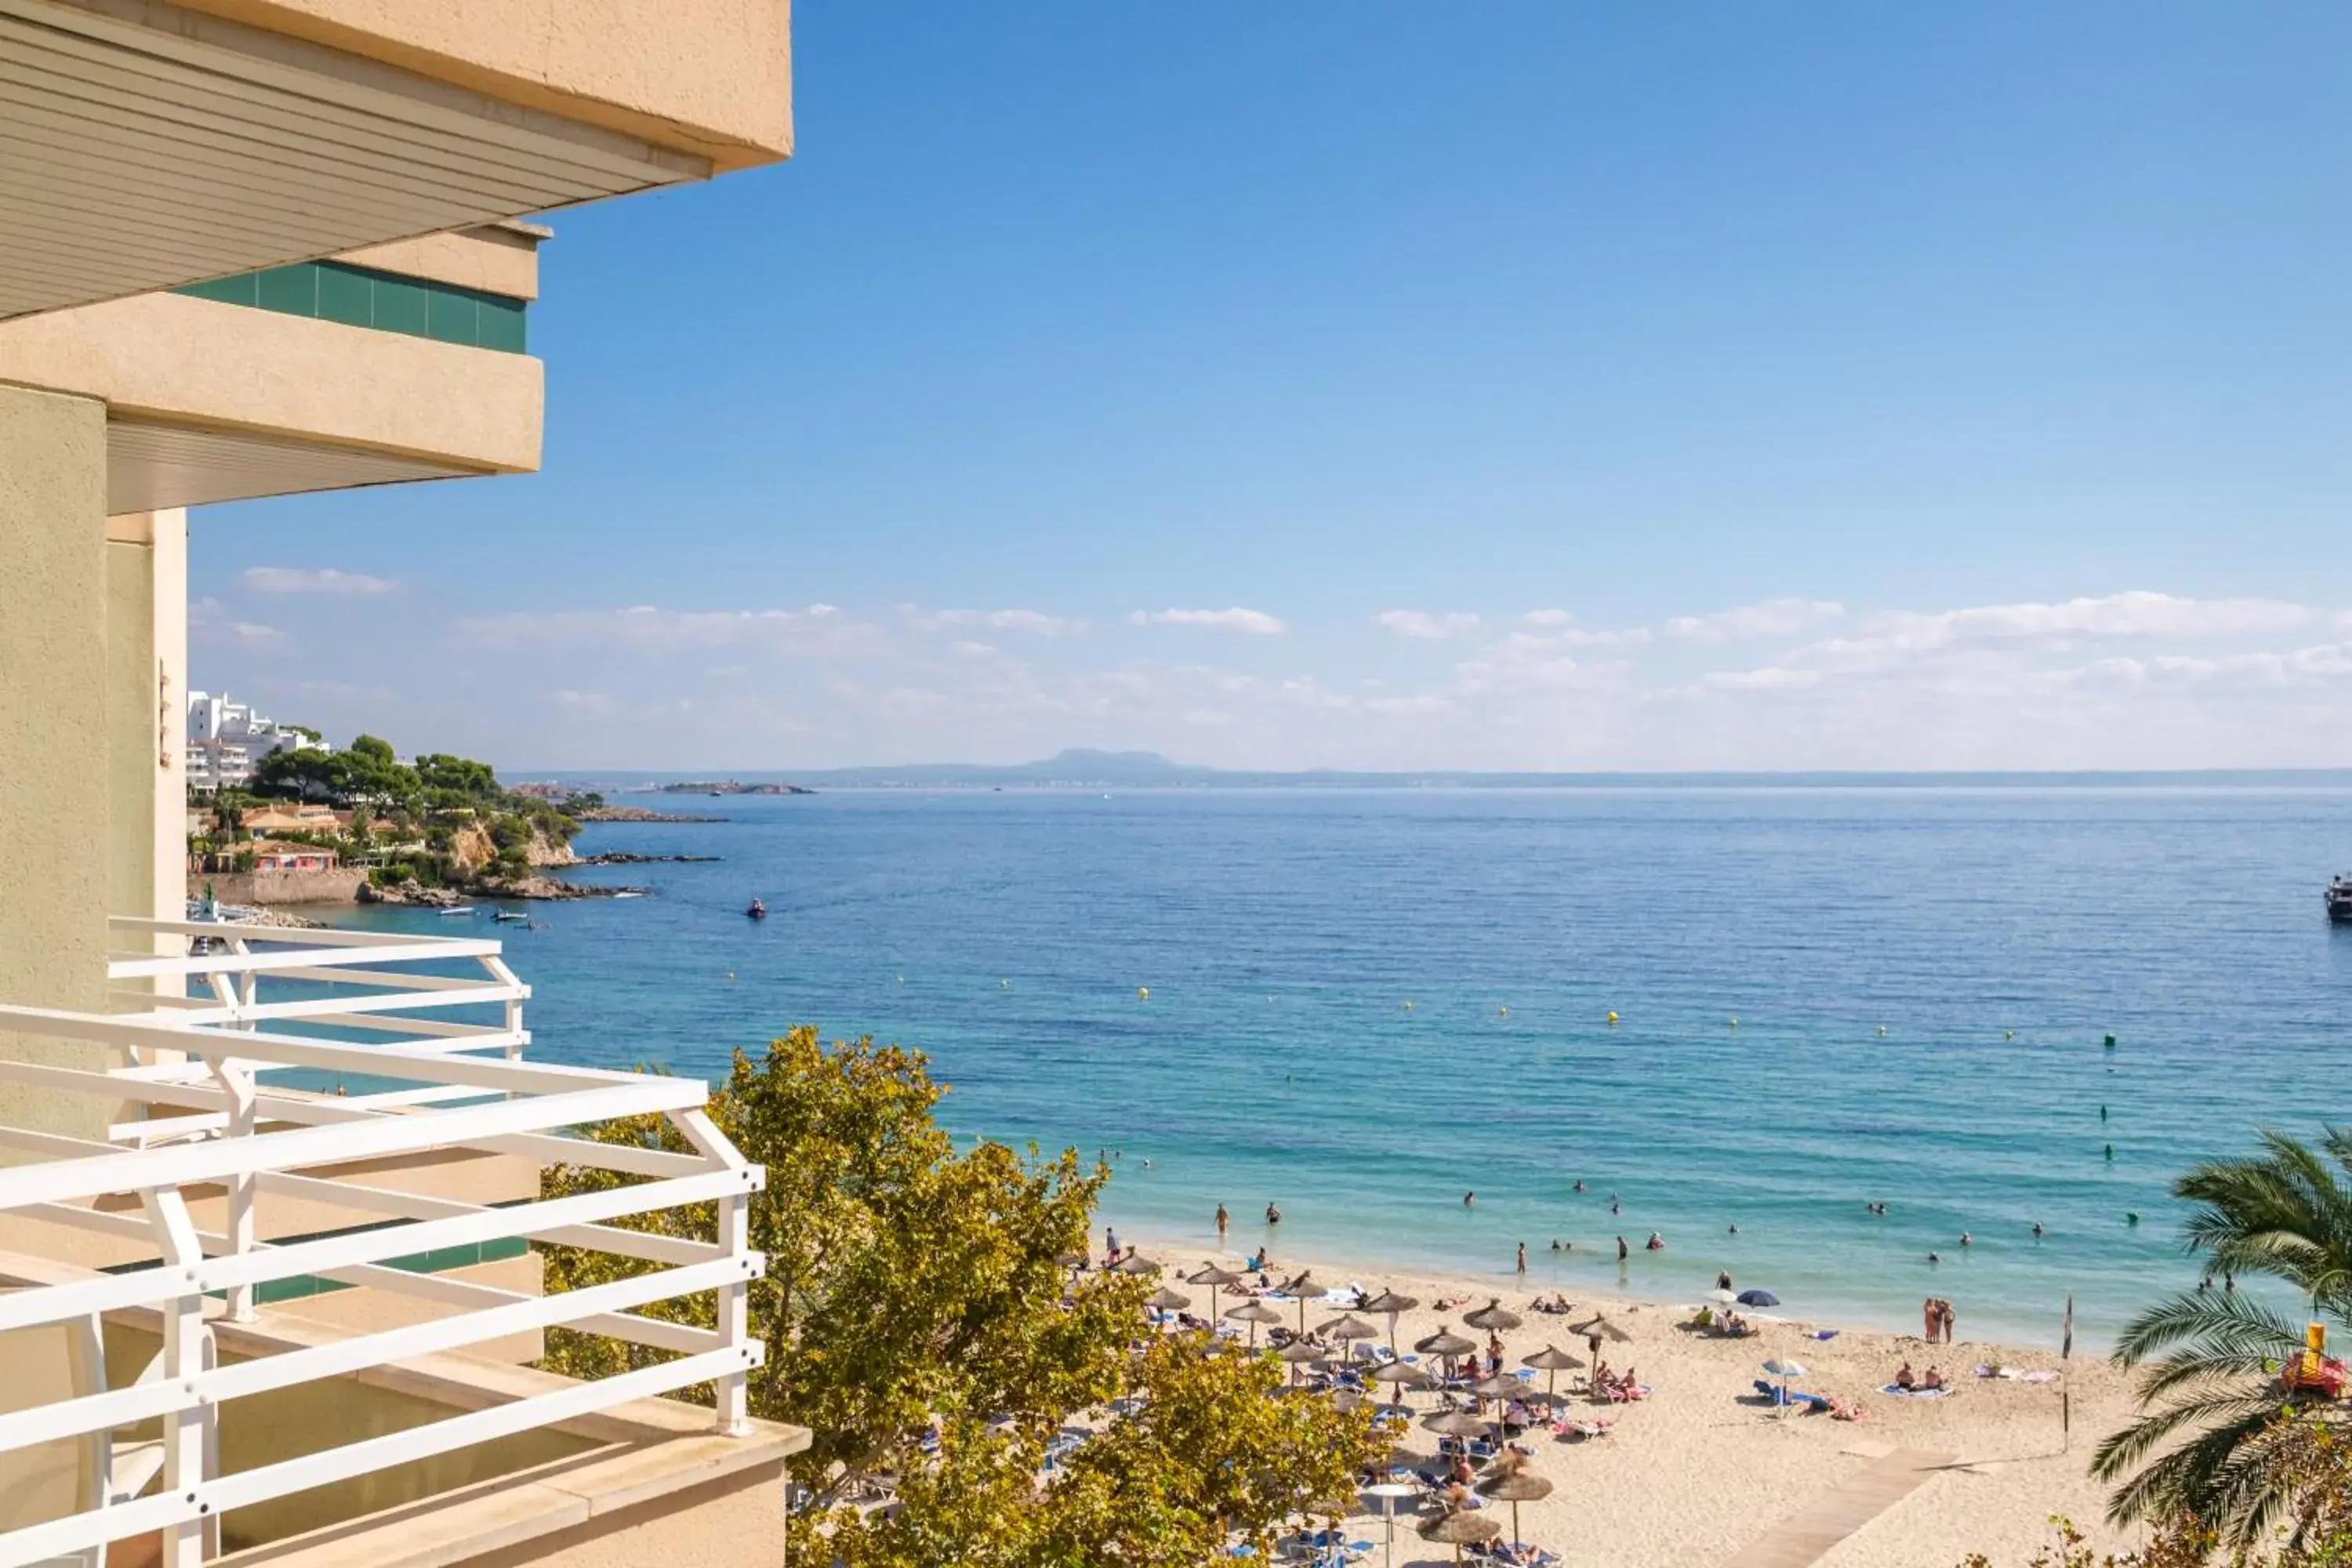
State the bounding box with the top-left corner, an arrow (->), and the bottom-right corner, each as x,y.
452,604 -> 870,654
1666,598 -> 1845,643
242,567 -> 397,596
1523,609 -> 1573,626
1375,609 -> 1483,641
1704,666 -> 1820,691
1129,607 -> 1288,636
1852,591 -> 2309,651
189,597 -> 288,648
909,607 -> 1085,637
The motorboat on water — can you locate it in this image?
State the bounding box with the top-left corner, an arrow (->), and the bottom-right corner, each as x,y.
746,898 -> 768,920
2329,877 -> 2352,924
437,906 -> 477,917
493,909 -> 531,924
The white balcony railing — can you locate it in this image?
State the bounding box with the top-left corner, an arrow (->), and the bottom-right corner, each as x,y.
0,919 -> 764,1568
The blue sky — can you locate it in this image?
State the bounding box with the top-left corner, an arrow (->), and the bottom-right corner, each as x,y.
192,3 -> 2352,771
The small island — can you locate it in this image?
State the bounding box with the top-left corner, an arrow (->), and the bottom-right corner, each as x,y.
651,779 -> 814,796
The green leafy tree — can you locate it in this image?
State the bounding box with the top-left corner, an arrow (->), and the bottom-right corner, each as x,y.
538,1028 -> 1384,1563
2096,1130 -> 2352,1552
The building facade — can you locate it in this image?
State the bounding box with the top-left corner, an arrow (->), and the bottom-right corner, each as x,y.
0,3 -> 803,1563
186,691 -> 321,792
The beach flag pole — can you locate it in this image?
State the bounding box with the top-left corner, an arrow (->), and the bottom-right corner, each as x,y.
2061,1292 -> 2074,1451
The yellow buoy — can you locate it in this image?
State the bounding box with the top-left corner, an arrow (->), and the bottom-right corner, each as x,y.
2005,1029 -> 2015,1041
1729,1017 -> 1739,1029
1497,1006 -> 1508,1018
1138,986 -> 1150,1000
1877,1025 -> 1888,1037
1606,1011 -> 1618,1025
1403,1000 -> 1414,1011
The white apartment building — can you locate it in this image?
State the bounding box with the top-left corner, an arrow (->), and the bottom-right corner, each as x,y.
185,691 -> 321,791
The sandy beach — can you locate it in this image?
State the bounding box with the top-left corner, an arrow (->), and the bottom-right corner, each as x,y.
1127,1230 -> 2145,1568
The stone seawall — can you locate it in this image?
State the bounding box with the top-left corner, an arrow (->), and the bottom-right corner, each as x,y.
190,868 -> 368,906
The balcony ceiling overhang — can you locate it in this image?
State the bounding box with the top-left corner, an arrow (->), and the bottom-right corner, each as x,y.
0,0 -> 709,322
107,416 -> 477,511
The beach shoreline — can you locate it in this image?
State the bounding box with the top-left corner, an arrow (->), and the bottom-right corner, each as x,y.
1116,1225 -> 2142,1567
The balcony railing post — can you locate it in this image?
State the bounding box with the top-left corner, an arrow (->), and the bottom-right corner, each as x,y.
143,1186 -> 213,1568
210,1057 -> 260,1322
715,1188 -> 751,1436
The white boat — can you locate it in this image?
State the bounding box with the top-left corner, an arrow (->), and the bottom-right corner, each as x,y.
437,906 -> 477,917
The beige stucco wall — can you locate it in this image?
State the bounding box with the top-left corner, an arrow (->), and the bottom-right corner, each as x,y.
0,383 -> 116,1145
0,292 -> 543,474
336,225 -> 545,303
150,0 -> 793,172
106,510 -> 187,943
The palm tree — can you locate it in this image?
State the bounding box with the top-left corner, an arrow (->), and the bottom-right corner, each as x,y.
2095,1127 -> 2352,1550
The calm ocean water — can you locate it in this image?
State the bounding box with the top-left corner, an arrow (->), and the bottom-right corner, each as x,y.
336,786 -> 2352,1348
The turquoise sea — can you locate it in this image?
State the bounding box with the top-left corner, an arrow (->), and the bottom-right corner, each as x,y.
336,786 -> 2352,1349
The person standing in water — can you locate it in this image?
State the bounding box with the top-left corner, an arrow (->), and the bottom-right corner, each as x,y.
1616,1235 -> 1629,1262
1465,1191 -> 1476,1207
1216,1203 -> 1229,1243
1515,1241 -> 1527,1273
1265,1202 -> 1283,1225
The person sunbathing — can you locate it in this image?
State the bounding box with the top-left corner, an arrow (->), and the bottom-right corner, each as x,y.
1894,1361 -> 1916,1390
1922,1367 -> 1946,1390
1827,1396 -> 1867,1422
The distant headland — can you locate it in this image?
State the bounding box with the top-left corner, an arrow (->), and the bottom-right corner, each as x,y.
527,749 -> 2352,793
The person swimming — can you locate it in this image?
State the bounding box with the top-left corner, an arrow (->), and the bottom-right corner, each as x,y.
1265,1203 -> 1283,1225
1645,1232 -> 1665,1251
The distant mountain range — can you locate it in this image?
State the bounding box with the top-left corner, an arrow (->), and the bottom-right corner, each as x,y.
529,749 -> 2352,793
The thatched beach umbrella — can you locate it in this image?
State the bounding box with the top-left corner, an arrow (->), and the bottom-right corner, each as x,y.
1569,1312 -> 1631,1384
1465,1298 -> 1523,1333
1370,1360 -> 1432,1413
1478,1468 -> 1555,1547
1114,1254 -> 1162,1276
1276,1338 -> 1324,1387
1416,1324 -> 1478,1377
1520,1344 -> 1584,1397
1190,1263 -> 1244,1325
1330,1388 -> 1368,1414
1278,1270 -> 1319,1337
1056,1250 -> 1088,1274
1146,1285 -> 1190,1313
1362,1288 -> 1420,1358
1422,1409 -> 1490,1439
1418,1509 -> 1501,1563
1225,1299 -> 1283,1348
1317,1313 -> 1381,1363
1469,1373 -> 1523,1401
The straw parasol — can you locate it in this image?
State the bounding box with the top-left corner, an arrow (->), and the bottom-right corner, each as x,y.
1190,1263 -> 1244,1324
1570,1312 -> 1631,1381
1278,1271 -> 1318,1337
1465,1298 -> 1523,1333
1478,1468 -> 1555,1546
1317,1313 -> 1381,1363
1225,1299 -> 1283,1348
1276,1341 -> 1327,1364
1114,1254 -> 1161,1276
1469,1373 -> 1524,1401
1418,1509 -> 1501,1563
1422,1408 -> 1490,1439
1416,1324 -> 1478,1376
1055,1250 -> 1088,1273
1370,1361 -> 1433,1390
1330,1388 -> 1368,1413
1146,1285 -> 1190,1310
1520,1344 -> 1584,1397
1362,1288 -> 1420,1358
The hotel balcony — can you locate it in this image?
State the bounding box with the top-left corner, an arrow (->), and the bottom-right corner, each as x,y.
0,919 -> 804,1568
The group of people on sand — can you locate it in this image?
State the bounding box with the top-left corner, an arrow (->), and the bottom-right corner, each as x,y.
1922,1296 -> 1956,1342
1893,1360 -> 1947,1392
1590,1358 -> 1642,1399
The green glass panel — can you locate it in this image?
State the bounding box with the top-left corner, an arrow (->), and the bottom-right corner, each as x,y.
256,264 -> 318,317
477,297 -> 528,354
426,287 -> 479,346
317,264 -> 375,328
372,277 -> 429,337
176,274 -> 259,307
480,1235 -> 529,1264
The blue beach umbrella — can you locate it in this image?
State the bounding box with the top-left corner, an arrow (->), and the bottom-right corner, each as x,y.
1737,1289 -> 1780,1307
